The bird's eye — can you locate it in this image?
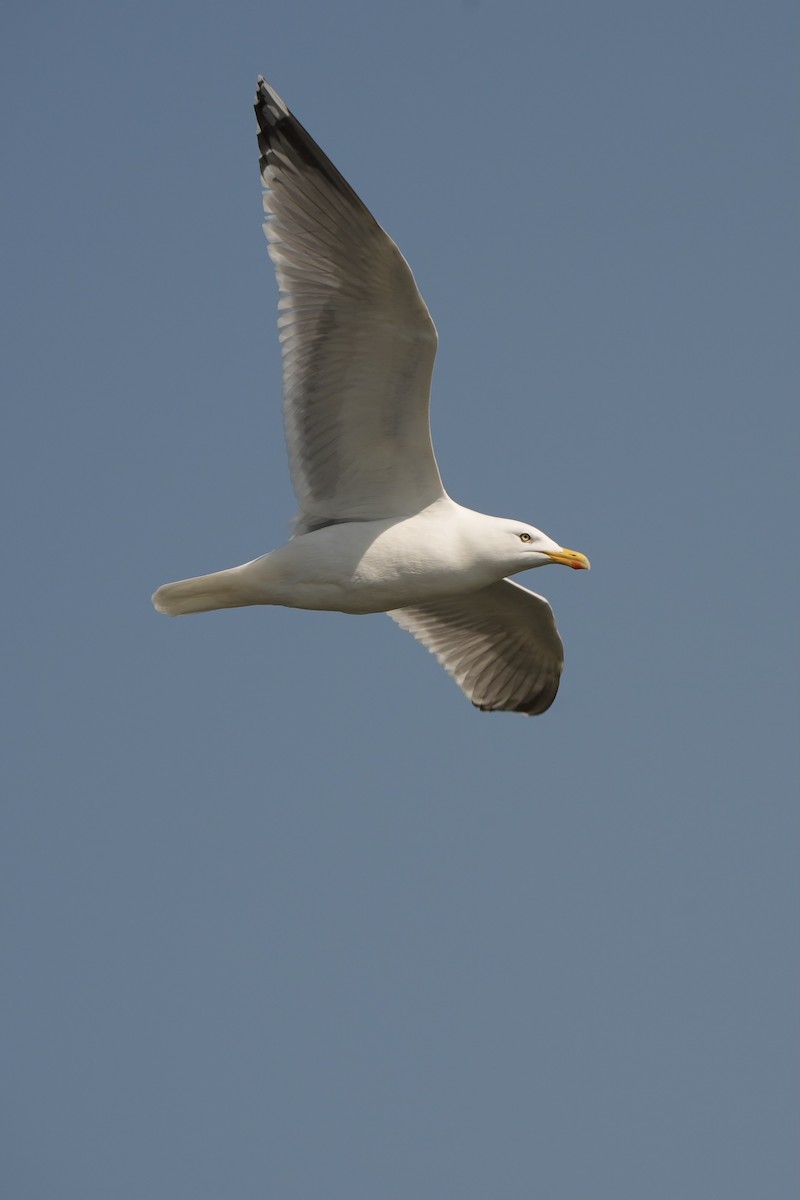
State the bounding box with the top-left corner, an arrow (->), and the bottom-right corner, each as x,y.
518,532 -> 532,542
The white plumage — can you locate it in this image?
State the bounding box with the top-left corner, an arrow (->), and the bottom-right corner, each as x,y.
152,78 -> 589,715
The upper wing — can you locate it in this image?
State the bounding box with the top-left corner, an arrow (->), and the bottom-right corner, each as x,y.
255,79 -> 446,535
388,579 -> 565,715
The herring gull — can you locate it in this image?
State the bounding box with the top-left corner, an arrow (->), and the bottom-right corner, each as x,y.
152,78 -> 590,715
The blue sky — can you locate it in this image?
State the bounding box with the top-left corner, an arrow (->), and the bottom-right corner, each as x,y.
2,1 -> 798,1196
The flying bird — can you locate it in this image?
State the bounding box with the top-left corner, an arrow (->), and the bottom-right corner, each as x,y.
153,78 -> 590,714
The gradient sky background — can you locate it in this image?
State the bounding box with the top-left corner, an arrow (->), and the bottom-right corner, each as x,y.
2,1 -> 798,1197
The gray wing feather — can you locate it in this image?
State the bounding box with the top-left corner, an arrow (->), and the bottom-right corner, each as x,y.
255,79 -> 445,534
388,579 -> 565,715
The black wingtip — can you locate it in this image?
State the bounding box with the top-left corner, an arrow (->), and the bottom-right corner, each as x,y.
254,77 -> 293,178
254,77 -> 289,124
253,76 -> 368,209
474,681 -> 559,716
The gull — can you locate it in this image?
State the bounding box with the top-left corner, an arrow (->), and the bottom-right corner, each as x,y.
152,78 -> 590,715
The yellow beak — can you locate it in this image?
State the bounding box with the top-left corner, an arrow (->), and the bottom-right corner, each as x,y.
545,548 -> 591,571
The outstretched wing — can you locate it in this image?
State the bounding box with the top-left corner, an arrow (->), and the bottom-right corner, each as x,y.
255,79 -> 446,535
388,579 -> 565,715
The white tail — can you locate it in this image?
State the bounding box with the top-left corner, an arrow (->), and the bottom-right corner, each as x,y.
152,566 -> 261,616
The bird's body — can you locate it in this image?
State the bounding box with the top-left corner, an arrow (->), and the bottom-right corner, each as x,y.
153,78 -> 590,715
157,498 -> 578,617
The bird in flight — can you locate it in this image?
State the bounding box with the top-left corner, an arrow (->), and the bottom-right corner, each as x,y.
153,78 -> 589,714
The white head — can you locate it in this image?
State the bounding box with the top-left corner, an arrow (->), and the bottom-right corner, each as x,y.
482,516 -> 591,577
